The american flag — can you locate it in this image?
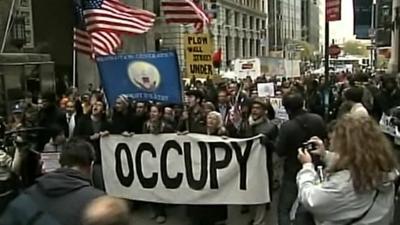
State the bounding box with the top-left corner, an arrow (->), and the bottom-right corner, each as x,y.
73,0 -> 155,57
73,0 -> 94,55
83,0 -> 156,35
161,0 -> 210,31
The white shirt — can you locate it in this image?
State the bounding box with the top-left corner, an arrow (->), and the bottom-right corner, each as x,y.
67,113 -> 76,138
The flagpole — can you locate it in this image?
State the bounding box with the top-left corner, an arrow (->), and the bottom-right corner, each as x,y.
1,0 -> 17,53
73,49 -> 77,87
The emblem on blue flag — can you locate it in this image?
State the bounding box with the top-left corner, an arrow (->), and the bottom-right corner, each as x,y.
96,51 -> 183,105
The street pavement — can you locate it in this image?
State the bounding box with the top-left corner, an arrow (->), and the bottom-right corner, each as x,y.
131,199 -> 278,225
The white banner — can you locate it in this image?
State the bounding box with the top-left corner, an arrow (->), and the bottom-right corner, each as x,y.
101,134 -> 270,205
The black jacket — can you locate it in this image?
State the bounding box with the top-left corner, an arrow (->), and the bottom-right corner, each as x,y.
110,111 -> 135,134
275,111 -> 327,181
0,168 -> 103,225
73,115 -> 111,163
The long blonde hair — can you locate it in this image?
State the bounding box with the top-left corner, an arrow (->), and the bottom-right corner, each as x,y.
330,114 -> 398,193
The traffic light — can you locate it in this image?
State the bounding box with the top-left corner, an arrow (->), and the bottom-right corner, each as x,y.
209,0 -> 218,19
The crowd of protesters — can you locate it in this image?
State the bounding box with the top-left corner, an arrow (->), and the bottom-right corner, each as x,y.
0,70 -> 399,225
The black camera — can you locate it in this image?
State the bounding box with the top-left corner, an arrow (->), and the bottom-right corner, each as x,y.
302,141 -> 324,166
302,142 -> 317,151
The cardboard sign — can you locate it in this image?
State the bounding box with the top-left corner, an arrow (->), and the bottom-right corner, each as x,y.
184,33 -> 214,78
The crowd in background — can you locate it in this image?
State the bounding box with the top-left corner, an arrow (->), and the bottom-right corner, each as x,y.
0,70 -> 400,225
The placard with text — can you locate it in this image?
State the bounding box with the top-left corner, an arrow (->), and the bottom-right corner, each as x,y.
184,33 -> 214,78
101,134 -> 270,204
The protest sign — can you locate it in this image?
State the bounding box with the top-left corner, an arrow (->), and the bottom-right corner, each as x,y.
380,113 -> 396,137
234,58 -> 261,79
101,134 -> 270,205
270,97 -> 289,122
96,51 -> 183,106
257,83 -> 275,97
184,33 -> 214,78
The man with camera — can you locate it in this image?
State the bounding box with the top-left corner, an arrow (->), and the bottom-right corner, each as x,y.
275,92 -> 327,225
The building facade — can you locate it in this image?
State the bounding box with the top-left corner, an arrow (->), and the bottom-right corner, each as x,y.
268,0 -> 302,54
318,0 -> 325,53
301,0 -> 320,49
17,0 -> 34,48
0,0 -> 35,51
120,0 -> 268,73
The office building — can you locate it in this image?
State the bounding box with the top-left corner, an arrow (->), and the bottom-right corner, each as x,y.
301,0 -> 320,49
268,0 -> 302,54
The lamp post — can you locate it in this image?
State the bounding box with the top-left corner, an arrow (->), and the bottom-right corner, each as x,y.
11,15 -> 26,50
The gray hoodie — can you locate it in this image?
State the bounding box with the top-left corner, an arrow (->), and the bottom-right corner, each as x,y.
297,152 -> 397,225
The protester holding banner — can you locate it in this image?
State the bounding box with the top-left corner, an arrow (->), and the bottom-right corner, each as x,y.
110,95 -> 135,136
178,90 -> 206,133
73,100 -> 111,190
247,98 -> 278,225
216,89 -> 231,124
296,114 -> 399,225
187,111 -> 228,225
131,102 -> 148,134
162,106 -> 178,130
142,104 -> 175,224
203,101 -> 217,116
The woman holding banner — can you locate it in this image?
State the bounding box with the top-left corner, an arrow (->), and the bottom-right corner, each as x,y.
187,111 -> 228,225
143,105 -> 174,224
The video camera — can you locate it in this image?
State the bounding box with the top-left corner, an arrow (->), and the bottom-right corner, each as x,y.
1,127 -> 46,154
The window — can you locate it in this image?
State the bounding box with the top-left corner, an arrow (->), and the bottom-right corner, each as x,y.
242,15 -> 247,28
256,40 -> 260,56
20,0 -> 30,7
155,38 -> 163,51
249,16 -> 254,29
235,37 -> 240,58
235,12 -> 239,27
261,20 -> 266,30
225,9 -> 230,25
154,0 -> 161,16
249,39 -> 253,56
225,36 -> 230,61
256,18 -> 259,30
242,38 -> 247,57
262,0 -> 265,12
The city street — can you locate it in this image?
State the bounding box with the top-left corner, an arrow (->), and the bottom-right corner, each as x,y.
1,0 -> 400,225
131,204 -> 278,225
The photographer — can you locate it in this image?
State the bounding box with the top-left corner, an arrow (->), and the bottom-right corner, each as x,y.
0,135 -> 27,214
296,114 -> 399,225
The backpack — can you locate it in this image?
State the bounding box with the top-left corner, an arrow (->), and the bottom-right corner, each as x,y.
0,193 -> 61,225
